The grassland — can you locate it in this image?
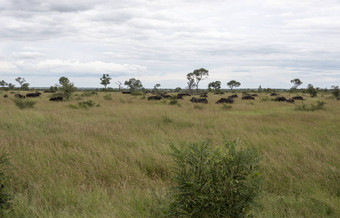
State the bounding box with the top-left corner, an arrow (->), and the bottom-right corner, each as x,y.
0,90 -> 339,217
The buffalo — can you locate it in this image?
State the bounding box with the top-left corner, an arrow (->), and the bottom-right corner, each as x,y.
216,98 -> 234,104
200,93 -> 208,98
49,96 -> 63,101
292,96 -> 304,100
337,97 -> 340,100
270,93 -> 277,96
287,98 -> 295,103
242,95 -> 255,100
190,97 -> 208,104
274,96 -> 287,102
148,96 -> 162,100
161,94 -> 171,98
26,92 -> 41,97
15,94 -> 25,98
228,94 -> 238,98
3,95 -> 8,98
122,91 -> 131,94
251,94 -> 258,97
214,91 -> 224,95
177,93 -> 191,99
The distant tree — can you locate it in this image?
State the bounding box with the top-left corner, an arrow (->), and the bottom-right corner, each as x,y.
331,85 -> 339,98
153,83 -> 161,93
100,74 -> 111,89
15,77 -> 29,90
7,83 -> 15,90
187,68 -> 209,93
227,80 -> 241,90
174,87 -> 182,93
0,80 -> 7,88
124,78 -> 143,92
58,77 -> 76,100
186,73 -> 196,93
290,78 -> 302,89
307,84 -> 317,97
258,85 -> 262,92
115,81 -> 122,91
208,81 -> 221,92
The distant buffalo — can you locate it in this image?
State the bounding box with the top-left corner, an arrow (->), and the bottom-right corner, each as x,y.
214,91 -> 224,95
148,96 -> 162,100
242,95 -> 255,100
216,98 -> 234,104
177,93 -> 191,99
190,97 -> 208,104
15,94 -> 25,98
251,94 -> 258,97
228,94 -> 238,98
26,92 -> 41,97
292,96 -> 304,100
270,93 -> 277,96
200,93 -> 208,98
49,96 -> 63,101
3,95 -> 8,98
275,96 -> 287,102
337,97 -> 340,100
161,94 -> 171,98
287,98 -> 295,103
122,91 -> 131,94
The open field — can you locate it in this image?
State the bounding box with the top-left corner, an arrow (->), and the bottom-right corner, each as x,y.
0,91 -> 339,217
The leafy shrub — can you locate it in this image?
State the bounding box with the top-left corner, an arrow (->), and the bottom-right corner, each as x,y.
295,101 -> 325,111
169,96 -> 178,105
78,100 -> 96,109
193,105 -> 203,110
0,152 -> 12,216
13,98 -> 36,109
81,91 -> 98,97
260,96 -> 271,102
331,86 -> 339,98
221,104 -> 232,110
131,91 -> 143,96
168,140 -> 262,218
103,94 -> 112,100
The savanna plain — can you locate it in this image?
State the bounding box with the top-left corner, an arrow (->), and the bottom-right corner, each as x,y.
0,90 -> 339,217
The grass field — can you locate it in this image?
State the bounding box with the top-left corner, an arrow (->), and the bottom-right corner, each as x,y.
0,91 -> 339,217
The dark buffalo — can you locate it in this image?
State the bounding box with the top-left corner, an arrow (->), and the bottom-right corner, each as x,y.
200,94 -> 208,98
292,96 -> 304,100
26,92 -> 41,97
287,98 -> 295,103
242,95 -> 255,100
148,96 -> 162,100
214,91 -> 224,95
122,91 -> 131,94
49,96 -> 63,101
161,94 -> 171,98
275,96 -> 287,102
251,94 -> 258,97
3,95 -> 8,98
177,93 -> 191,99
190,97 -> 208,104
216,98 -> 234,104
270,93 -> 277,96
15,94 -> 25,98
228,94 -> 238,98
337,97 -> 340,100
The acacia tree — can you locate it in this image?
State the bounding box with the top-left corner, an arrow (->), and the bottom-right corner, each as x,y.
58,77 -> 76,100
307,84 -> 317,97
115,81 -> 122,91
15,77 -> 29,90
331,85 -> 339,98
291,78 -> 302,89
153,83 -> 161,93
0,80 -> 7,88
124,78 -> 143,92
186,74 -> 196,93
100,74 -> 111,89
208,81 -> 221,92
187,68 -> 209,93
227,80 -> 241,90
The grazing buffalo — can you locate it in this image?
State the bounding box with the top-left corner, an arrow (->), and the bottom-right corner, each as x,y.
337,97 -> 340,100
177,93 -> 191,99
26,92 -> 41,97
122,91 -> 131,94
292,96 -> 304,100
214,91 -> 224,95
49,96 -> 63,101
3,95 -> 8,98
200,93 -> 208,98
270,93 -> 277,96
275,96 -> 287,102
15,94 -> 25,98
251,94 -> 258,97
161,94 -> 171,98
148,96 -> 162,100
228,94 -> 238,98
44,90 -> 56,93
287,98 -> 295,103
242,95 -> 255,100
216,98 -> 234,104
190,97 -> 208,104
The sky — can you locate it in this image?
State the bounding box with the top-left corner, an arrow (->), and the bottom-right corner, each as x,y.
0,0 -> 339,89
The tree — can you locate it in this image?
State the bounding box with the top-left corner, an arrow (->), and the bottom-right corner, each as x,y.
7,83 -> 15,90
115,81 -> 122,91
187,68 -> 209,93
153,83 -> 161,93
100,74 -> 111,89
0,80 -> 7,88
186,73 -> 196,92
15,77 -> 29,90
307,84 -> 317,97
174,87 -> 181,93
124,78 -> 143,92
227,80 -> 241,90
258,85 -> 262,92
290,78 -> 302,89
331,85 -> 339,98
208,81 -> 221,92
58,77 -> 76,100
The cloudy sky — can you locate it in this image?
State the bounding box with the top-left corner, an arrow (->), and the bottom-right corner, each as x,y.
0,0 -> 339,88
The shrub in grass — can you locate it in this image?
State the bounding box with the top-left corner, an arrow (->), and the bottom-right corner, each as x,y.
78,100 -> 96,109
221,104 -> 232,110
193,105 -> 203,110
103,94 -> 112,100
13,98 -> 36,109
169,96 -> 178,105
295,101 -> 325,111
0,152 -> 12,216
168,140 -> 262,218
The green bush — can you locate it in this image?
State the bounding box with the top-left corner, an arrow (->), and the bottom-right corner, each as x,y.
78,100 -> 97,109
13,98 -> 36,109
295,101 -> 325,111
0,152 -> 11,216
168,140 -> 262,218
103,94 -> 112,100
221,104 -> 232,110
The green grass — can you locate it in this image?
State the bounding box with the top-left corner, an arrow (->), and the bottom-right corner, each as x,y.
0,91 -> 339,217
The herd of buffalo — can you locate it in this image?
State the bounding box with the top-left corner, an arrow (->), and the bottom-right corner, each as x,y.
2,91 -> 339,104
